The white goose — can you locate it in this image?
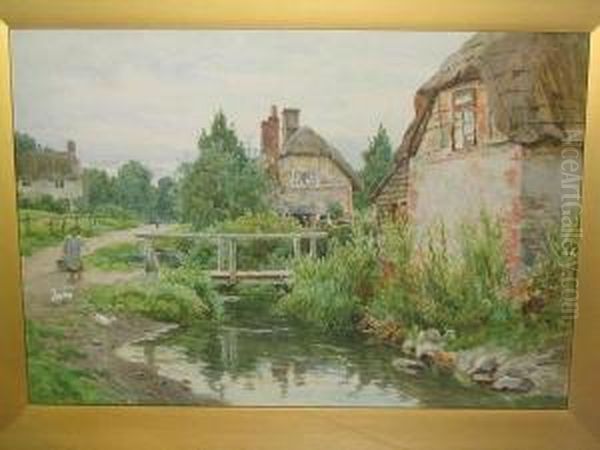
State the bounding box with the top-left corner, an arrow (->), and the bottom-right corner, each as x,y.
50,288 -> 73,305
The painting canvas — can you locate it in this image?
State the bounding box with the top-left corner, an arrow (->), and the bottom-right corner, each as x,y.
11,31 -> 587,407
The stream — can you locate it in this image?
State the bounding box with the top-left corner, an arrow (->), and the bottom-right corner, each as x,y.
114,286 -> 514,407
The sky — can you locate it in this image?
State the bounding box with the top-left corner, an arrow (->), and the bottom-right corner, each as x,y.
11,31 -> 472,179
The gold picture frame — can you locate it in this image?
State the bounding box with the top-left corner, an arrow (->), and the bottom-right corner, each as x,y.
1,1 -> 600,448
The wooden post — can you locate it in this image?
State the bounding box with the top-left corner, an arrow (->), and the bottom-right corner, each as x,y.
217,237 -> 224,272
309,237 -> 317,258
293,237 -> 301,259
228,238 -> 237,282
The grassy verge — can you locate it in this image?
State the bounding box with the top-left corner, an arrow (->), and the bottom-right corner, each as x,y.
280,213 -> 574,353
26,320 -> 116,404
84,242 -> 143,271
19,209 -> 138,256
84,267 -> 221,325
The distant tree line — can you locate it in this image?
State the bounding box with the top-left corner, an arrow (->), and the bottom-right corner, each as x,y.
16,112 -> 395,226
82,162 -> 177,223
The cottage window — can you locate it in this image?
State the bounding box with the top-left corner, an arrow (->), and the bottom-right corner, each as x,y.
55,179 -> 65,189
290,170 -> 319,189
452,88 -> 477,150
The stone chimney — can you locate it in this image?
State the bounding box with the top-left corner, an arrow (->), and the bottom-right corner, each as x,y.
67,140 -> 76,154
282,108 -> 300,144
261,105 -> 280,180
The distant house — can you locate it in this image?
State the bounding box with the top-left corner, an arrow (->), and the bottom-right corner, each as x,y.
261,106 -> 361,221
17,140 -> 83,208
372,32 -> 588,273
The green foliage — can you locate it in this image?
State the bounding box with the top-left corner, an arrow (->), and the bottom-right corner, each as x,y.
354,125 -> 394,210
182,212 -> 302,271
84,242 -> 143,272
26,321 -> 115,404
326,201 -> 345,221
15,131 -> 39,153
527,219 -> 580,331
84,279 -> 211,325
368,214 -> 521,348
82,168 -> 116,212
370,215 -> 515,331
115,160 -> 155,219
280,217 -> 379,334
179,112 -> 272,229
218,211 -> 301,233
155,176 -> 178,222
160,266 -> 224,319
18,209 -> 137,256
18,194 -> 70,214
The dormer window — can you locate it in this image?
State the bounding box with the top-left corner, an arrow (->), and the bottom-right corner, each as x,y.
452,88 -> 477,150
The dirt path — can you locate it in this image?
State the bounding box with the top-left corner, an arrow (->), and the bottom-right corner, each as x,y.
22,225 -> 156,323
22,225 -> 212,405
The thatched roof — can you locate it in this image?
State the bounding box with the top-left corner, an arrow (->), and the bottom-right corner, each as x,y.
395,32 -> 589,163
282,126 -> 362,189
371,32 -> 589,202
17,149 -> 80,181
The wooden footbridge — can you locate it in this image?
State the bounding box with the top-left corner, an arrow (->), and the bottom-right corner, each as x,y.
136,231 -> 328,284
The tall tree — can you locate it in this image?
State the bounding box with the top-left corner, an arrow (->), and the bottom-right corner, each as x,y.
154,176 -> 177,222
14,131 -> 39,154
355,125 -> 394,210
197,110 -> 248,164
82,168 -> 116,211
115,160 -> 155,218
180,112 -> 271,229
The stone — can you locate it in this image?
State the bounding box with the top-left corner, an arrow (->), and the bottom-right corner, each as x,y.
415,329 -> 444,360
93,312 -> 116,327
402,338 -> 416,356
92,339 -> 102,346
468,355 -> 498,375
442,329 -> 457,343
418,328 -> 443,344
492,376 -> 534,393
416,341 -> 443,361
472,372 -> 495,384
392,357 -> 427,376
431,351 -> 457,372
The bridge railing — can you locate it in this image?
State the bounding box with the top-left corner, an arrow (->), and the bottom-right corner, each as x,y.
135,231 -> 328,283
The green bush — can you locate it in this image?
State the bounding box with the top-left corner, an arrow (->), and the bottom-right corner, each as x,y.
368,214 -> 525,349
18,209 -> 138,256
279,217 -> 378,334
84,280 -> 211,325
84,242 -> 143,271
326,201 -> 345,221
26,321 -> 115,404
160,266 -> 224,319
19,194 -> 70,214
182,212 -> 303,271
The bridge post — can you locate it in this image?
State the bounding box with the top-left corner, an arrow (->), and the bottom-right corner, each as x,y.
228,237 -> 237,282
309,237 -> 317,258
293,237 -> 301,259
217,237 -> 224,272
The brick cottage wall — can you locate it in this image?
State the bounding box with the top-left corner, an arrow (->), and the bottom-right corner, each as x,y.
278,155 -> 354,216
405,80 -> 576,276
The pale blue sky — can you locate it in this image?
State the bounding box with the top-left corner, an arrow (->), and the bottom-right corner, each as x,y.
11,31 -> 472,179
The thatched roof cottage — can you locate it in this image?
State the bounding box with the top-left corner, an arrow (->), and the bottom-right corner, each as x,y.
372,32 -> 588,273
261,106 -> 361,221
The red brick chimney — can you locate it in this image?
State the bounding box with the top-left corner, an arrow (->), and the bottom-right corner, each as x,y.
261,105 -> 280,180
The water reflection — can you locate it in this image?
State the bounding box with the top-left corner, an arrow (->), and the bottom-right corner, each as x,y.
115,292 -> 509,406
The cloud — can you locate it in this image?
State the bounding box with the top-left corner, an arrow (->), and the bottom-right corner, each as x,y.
11,30 -> 472,175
